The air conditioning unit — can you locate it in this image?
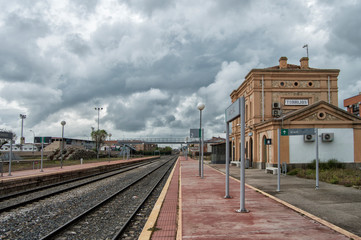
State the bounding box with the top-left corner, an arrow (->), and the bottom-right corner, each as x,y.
304,134 -> 315,142
272,109 -> 281,117
322,133 -> 334,142
273,102 -> 280,109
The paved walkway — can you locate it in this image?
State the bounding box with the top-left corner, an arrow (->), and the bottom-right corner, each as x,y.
211,163 -> 361,238
142,157 -> 359,240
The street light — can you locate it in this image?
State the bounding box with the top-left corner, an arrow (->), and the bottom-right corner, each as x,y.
29,130 -> 35,155
95,107 -> 103,159
94,107 -> 103,130
20,114 -> 26,150
197,103 -> 205,178
60,121 -> 66,168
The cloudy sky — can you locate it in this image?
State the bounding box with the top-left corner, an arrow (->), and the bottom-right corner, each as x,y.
0,0 -> 360,143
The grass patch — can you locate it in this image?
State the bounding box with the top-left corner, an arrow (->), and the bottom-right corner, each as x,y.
148,227 -> 161,232
288,159 -> 361,189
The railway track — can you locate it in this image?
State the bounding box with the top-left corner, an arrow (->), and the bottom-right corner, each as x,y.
0,158 -> 158,213
0,156 -> 177,240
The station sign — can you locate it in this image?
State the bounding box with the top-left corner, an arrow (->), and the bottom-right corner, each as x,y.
285,99 -> 309,106
190,128 -> 203,138
34,136 -> 52,144
225,98 -> 240,122
281,128 -> 315,136
0,131 -> 13,139
264,138 -> 272,145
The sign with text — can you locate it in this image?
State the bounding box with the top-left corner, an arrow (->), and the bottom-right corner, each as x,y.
281,128 -> 315,136
285,99 -> 309,106
34,137 -> 52,144
225,98 -> 240,122
190,128 -> 204,138
0,131 -> 13,139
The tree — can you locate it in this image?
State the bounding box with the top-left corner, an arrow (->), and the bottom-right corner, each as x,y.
0,129 -> 17,159
0,129 -> 17,148
91,127 -> 108,157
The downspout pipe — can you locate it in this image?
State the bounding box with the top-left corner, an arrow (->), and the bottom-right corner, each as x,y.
262,75 -> 264,122
328,76 -> 331,104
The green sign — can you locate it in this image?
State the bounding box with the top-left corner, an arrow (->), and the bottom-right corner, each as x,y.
0,131 -> 13,139
281,129 -> 288,136
281,128 -> 315,136
264,138 -> 272,145
190,128 -> 203,138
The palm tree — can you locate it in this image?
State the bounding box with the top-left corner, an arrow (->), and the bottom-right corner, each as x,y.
91,127 -> 108,159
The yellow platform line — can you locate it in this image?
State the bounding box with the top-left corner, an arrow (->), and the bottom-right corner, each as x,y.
176,163 -> 182,240
138,157 -> 180,240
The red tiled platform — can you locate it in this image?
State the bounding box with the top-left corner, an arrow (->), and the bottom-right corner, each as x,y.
152,157 -> 351,240
151,159 -> 179,239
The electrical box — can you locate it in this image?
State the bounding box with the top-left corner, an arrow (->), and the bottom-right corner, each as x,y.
322,133 -> 334,142
304,134 -> 315,142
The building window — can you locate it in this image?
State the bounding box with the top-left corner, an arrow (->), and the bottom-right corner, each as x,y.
294,81 -> 299,87
317,111 -> 326,120
246,105 -> 248,120
280,81 -> 285,87
308,81 -> 313,87
352,104 -> 359,113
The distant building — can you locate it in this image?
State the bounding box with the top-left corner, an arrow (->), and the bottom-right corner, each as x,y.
189,137 -> 225,157
0,143 -> 37,152
344,93 -> 361,116
33,137 -> 95,152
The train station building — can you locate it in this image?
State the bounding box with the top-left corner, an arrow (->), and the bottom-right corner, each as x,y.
229,56 -> 361,168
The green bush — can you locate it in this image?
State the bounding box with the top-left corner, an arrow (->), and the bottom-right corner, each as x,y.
330,177 -> 339,184
327,159 -> 345,169
307,160 -> 316,169
307,159 -> 344,170
287,169 -> 299,176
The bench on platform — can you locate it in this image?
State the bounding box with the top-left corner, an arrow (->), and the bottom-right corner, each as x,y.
231,161 -> 241,167
265,167 -> 278,175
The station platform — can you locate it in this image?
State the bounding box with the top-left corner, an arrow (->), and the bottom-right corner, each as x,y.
0,158 -> 146,182
141,157 -> 360,240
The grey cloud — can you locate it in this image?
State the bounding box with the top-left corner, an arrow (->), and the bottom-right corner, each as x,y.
0,1 -> 358,141
0,13 -> 51,83
65,33 -> 92,57
326,2 -> 361,57
122,0 -> 175,15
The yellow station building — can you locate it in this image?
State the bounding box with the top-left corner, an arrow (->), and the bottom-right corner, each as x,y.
230,57 -> 361,168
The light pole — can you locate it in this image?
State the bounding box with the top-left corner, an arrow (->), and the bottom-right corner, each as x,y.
61,121 -> 66,168
95,107 -> 103,159
29,130 -> 35,155
20,114 -> 26,151
95,107 -> 103,131
197,103 -> 205,178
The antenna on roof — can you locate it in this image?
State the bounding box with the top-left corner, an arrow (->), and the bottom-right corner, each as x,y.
303,44 -> 309,58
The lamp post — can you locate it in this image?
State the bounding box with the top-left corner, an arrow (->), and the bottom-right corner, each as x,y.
60,121 -> 66,168
20,114 -> 26,151
29,130 -> 35,155
197,103 -> 205,178
95,107 -> 103,159
95,107 -> 103,131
